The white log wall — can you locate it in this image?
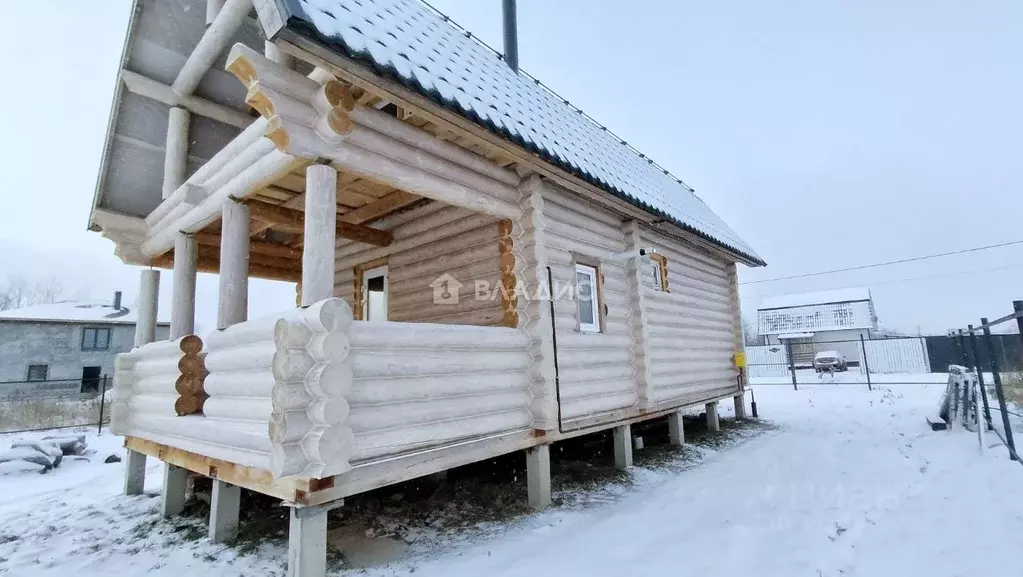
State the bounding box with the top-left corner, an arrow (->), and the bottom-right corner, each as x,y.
640,228 -> 740,405
541,185 -> 638,423
347,320 -> 533,462
334,202 -> 505,326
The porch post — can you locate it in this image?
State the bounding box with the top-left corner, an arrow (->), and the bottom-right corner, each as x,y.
170,233 -> 197,339
705,401 -> 720,432
217,201 -> 250,329
668,410 -> 685,446
613,424 -> 633,469
163,107 -> 190,199
302,164 -> 337,305
164,232 -> 197,515
209,200 -> 250,542
526,444 -> 551,509
124,268 -> 159,495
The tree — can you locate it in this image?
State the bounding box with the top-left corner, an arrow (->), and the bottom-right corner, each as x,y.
0,275 -> 64,311
742,315 -> 762,346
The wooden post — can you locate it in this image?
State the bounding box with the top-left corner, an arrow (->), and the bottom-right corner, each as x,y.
161,464 -> 188,517
206,0 -> 224,24
125,268 -> 159,495
163,107 -> 190,199
706,401 -> 720,432
668,410 -> 685,446
288,507 -> 329,577
526,444 -> 551,509
170,233 -> 198,339
302,165 -> 338,305
217,201 -> 250,328
613,424 -> 633,469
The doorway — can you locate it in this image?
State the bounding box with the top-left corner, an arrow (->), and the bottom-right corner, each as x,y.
81,366 -> 102,394
362,265 -> 389,322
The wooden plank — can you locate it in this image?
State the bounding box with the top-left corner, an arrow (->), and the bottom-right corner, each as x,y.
151,251 -> 301,283
124,436 -> 300,502
339,191 -> 419,225
497,219 -> 517,327
248,201 -> 394,247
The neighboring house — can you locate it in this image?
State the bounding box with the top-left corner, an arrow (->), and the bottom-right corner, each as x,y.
88,1 -> 762,572
757,288 -> 878,365
0,292 -> 170,393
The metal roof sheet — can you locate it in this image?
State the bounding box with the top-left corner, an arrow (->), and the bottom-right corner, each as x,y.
276,0 -> 764,265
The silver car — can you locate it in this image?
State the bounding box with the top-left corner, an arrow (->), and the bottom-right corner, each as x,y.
813,351 -> 848,372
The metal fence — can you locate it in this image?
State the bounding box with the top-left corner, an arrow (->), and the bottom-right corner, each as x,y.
0,376 -> 111,434
746,335 -> 933,387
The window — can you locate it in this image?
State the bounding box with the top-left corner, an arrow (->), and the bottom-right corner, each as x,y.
648,254 -> 669,292
575,264 -> 601,333
361,265 -> 389,322
81,327 -> 111,351
27,365 -> 48,381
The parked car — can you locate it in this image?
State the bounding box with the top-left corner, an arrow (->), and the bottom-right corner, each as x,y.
813,351 -> 848,372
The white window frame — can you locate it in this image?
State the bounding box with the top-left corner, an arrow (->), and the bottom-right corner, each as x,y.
575,264 -> 601,333
361,265 -> 389,322
648,259 -> 663,290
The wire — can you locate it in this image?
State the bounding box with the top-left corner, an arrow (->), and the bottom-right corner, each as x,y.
741,240 -> 1023,285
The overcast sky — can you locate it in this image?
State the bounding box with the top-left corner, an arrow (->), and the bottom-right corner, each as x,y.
0,1 -> 1019,335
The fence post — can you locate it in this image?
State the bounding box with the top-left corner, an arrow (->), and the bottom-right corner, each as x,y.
972,321 -> 994,430
859,334 -> 872,391
785,339 -> 798,391
97,375 -> 108,435
956,330 -> 969,366
983,319 -> 1017,460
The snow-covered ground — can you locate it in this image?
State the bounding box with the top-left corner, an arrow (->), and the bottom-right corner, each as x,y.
1,380 -> 1022,576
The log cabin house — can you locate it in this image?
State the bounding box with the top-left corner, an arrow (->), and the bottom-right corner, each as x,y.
90,0 -> 764,574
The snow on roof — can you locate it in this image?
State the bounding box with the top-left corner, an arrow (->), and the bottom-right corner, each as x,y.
277,0 -> 764,265
759,288 -> 872,311
0,300 -> 170,325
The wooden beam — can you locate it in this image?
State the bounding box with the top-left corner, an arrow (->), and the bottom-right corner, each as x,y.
339,191 -> 419,224
151,251 -> 301,283
248,201 -> 394,247
194,231 -> 303,260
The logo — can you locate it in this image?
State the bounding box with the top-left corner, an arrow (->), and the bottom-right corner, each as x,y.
430,273 -> 463,305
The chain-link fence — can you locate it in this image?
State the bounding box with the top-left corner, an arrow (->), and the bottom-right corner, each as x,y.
0,377 -> 111,434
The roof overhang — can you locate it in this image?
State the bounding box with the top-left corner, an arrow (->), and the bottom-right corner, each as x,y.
252,0 -> 765,267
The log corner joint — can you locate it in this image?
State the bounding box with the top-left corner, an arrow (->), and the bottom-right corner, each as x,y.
226,43 -> 355,159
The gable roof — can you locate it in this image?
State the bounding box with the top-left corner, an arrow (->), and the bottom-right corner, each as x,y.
758,288 -> 873,311
0,300 -> 170,326
271,0 -> 764,265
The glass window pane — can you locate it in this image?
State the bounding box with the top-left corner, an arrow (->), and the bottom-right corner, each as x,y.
576,268 -> 596,327
96,329 -> 110,350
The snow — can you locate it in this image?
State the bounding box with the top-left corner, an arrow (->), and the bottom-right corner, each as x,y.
759,287 -> 872,310
1,382 -> 1022,576
0,300 -> 170,325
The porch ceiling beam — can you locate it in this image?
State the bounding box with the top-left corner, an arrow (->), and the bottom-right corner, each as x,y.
120,70 -> 252,129
151,250 -> 301,283
193,231 -> 302,260
247,201 -> 394,247
172,0 -> 252,97
339,190 -> 420,224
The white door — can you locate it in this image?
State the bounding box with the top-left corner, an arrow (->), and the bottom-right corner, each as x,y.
362,265 -> 389,321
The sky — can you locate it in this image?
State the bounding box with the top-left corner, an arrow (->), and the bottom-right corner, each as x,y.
0,1 -> 1020,335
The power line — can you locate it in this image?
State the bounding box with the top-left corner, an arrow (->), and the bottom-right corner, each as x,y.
741,239 -> 1023,285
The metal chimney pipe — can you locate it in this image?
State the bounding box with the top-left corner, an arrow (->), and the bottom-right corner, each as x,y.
113,290 -> 122,310
502,0 -> 519,72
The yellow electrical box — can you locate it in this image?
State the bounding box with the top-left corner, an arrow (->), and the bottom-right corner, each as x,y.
733,351 -> 746,368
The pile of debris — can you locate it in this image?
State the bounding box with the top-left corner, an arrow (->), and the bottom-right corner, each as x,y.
0,435 -> 88,473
